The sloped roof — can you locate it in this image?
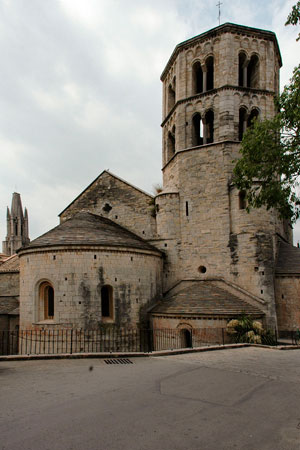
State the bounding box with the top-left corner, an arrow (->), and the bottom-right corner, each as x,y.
0,297 -> 19,315
151,281 -> 264,317
276,241 -> 300,275
18,212 -> 162,254
0,254 -> 19,273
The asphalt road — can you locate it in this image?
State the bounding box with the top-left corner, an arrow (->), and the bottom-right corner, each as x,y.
1,347 -> 300,450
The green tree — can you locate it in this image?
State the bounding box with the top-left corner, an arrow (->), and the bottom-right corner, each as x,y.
234,4 -> 300,222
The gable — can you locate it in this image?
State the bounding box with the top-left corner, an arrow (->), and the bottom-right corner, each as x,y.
59,171 -> 156,240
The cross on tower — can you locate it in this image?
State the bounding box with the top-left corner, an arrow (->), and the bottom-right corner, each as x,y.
217,1 -> 223,25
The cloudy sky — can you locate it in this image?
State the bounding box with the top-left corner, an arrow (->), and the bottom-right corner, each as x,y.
0,0 -> 299,244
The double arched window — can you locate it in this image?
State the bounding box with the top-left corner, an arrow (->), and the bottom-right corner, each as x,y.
192,56 -> 214,95
192,110 -> 214,146
239,107 -> 259,140
238,52 -> 260,88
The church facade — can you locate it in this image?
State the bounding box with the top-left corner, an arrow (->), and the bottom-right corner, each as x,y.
3,23 -> 300,336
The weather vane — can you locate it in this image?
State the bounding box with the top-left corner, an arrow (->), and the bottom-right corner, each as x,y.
217,1 -> 223,25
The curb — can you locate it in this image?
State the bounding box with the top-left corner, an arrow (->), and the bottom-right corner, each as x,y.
4,342 -> 299,362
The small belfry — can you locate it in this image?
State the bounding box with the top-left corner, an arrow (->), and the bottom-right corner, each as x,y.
2,192 -> 30,256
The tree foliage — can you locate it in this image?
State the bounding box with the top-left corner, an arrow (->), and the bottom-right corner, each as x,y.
234,5 -> 300,222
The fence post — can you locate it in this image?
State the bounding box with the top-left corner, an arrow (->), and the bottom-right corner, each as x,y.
70,329 -> 73,354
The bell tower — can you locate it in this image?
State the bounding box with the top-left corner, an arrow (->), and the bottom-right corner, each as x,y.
2,192 -> 30,255
153,23 -> 290,327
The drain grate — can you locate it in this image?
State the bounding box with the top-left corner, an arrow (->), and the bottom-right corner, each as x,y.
104,358 -> 133,365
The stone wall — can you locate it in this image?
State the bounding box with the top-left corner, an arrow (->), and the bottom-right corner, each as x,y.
275,276 -> 300,330
60,171 -> 156,240
19,246 -> 162,330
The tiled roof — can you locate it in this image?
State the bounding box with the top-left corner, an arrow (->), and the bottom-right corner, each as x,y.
151,281 -> 264,317
276,241 -> 300,275
0,297 -> 19,315
0,254 -> 19,273
19,212 -> 162,254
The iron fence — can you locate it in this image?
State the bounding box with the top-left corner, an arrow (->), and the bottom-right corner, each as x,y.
0,327 -> 299,356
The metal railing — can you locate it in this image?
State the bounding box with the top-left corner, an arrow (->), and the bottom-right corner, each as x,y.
0,327 -> 298,356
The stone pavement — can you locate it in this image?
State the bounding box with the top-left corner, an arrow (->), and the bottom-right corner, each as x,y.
1,347 -> 300,450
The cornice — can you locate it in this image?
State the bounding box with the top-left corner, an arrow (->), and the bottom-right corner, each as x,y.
161,85 -> 275,127
161,22 -> 282,81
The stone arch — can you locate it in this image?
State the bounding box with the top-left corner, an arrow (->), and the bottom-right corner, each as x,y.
37,280 -> 55,321
192,60 -> 203,94
167,125 -> 176,158
177,323 -> 193,348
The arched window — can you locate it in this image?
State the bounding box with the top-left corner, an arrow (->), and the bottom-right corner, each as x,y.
247,108 -> 259,128
167,126 -> 176,157
192,113 -> 203,146
247,55 -> 259,88
205,56 -> 214,91
239,107 -> 247,140
238,52 -> 247,87
204,110 -> 214,144
168,84 -> 175,111
101,285 -> 113,320
39,281 -> 54,320
192,62 -> 203,94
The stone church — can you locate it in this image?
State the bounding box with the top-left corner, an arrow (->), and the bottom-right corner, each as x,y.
1,23 -> 300,336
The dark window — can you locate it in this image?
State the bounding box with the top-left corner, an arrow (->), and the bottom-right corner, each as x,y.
239,191 -> 246,210
168,84 -> 175,111
239,108 -> 247,140
39,282 -> 54,320
247,55 -> 259,88
247,109 -> 259,128
238,52 -> 247,87
101,285 -> 113,319
206,56 -> 214,91
186,201 -> 189,216
167,126 -> 176,156
192,62 -> 203,94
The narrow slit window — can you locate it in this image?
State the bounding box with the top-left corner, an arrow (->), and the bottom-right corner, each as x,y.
186,201 -> 189,216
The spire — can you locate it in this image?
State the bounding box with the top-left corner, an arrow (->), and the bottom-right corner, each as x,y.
2,192 -> 30,255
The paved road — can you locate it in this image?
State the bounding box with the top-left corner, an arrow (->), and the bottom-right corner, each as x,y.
1,347 -> 300,450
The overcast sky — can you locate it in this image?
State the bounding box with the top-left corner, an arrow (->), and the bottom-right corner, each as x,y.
0,0 -> 299,244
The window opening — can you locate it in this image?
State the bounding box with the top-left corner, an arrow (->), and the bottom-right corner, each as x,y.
204,110 -> 214,144
168,84 -> 175,111
247,109 -> 259,128
101,285 -> 113,319
239,191 -> 246,210
238,52 -> 247,87
192,62 -> 203,94
167,126 -> 176,156
247,55 -> 259,88
186,201 -> 189,216
192,113 -> 203,146
206,56 -> 214,91
39,282 -> 54,320
239,108 -> 247,141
